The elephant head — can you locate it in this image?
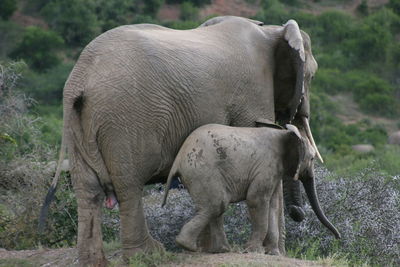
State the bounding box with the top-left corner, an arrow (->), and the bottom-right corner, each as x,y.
259,20 -> 323,164
283,124 -> 341,239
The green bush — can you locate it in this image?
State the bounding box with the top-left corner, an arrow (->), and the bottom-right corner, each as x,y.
357,0 -> 369,16
166,0 -> 210,7
313,68 -> 347,94
19,63 -> 73,105
280,0 -> 301,7
0,21 -> 23,59
166,20 -> 199,29
344,9 -> 398,65
95,0 -> 136,31
41,0 -> 100,46
315,10 -> 353,45
255,0 -> 290,25
9,26 -> 64,72
180,1 -> 199,21
359,93 -> 399,117
388,0 -> 400,15
143,0 -> 165,16
0,0 -> 17,20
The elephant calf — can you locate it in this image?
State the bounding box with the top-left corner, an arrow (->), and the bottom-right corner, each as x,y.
162,124 -> 340,254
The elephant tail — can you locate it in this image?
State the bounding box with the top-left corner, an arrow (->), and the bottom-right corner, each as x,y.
67,92 -> 114,195
38,127 -> 67,233
161,161 -> 180,207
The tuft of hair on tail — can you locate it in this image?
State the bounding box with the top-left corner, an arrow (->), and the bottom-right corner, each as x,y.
38,134 -> 66,233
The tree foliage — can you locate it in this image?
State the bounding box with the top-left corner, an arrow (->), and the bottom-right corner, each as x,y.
0,0 -> 17,20
41,0 -> 100,46
9,26 -> 63,72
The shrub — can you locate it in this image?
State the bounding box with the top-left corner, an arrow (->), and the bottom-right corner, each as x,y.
41,0 -> 100,46
315,10 -> 353,45
255,0 -> 290,25
286,166 -> 400,266
344,9 -> 398,65
359,93 -> 399,117
9,26 -> 64,72
143,165 -> 400,266
180,1 -> 199,21
166,20 -> 199,30
388,0 -> 400,15
166,0 -> 211,7
313,68 -> 347,94
0,20 -> 23,58
94,0 -> 136,31
357,0 -> 369,16
142,0 -> 165,16
19,62 -> 73,105
0,0 -> 17,20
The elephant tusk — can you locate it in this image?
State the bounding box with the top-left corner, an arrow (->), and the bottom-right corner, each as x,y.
302,117 -> 324,163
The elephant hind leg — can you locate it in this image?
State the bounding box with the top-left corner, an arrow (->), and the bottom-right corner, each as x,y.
177,191 -> 229,252
118,186 -> 164,260
70,147 -> 107,267
198,214 -> 230,253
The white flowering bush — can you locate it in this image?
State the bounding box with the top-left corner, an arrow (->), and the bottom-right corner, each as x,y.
142,165 -> 399,266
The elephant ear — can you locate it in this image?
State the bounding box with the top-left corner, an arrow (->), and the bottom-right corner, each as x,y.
285,124 -> 305,181
199,16 -> 264,27
274,20 -> 305,124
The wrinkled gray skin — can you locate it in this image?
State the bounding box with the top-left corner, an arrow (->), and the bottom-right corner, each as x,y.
162,124 -> 340,255
41,16 -> 321,266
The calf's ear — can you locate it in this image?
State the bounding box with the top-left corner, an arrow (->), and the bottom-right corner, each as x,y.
284,124 -> 305,180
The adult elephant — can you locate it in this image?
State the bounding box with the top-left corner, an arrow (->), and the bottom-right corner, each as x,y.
39,16 -> 321,266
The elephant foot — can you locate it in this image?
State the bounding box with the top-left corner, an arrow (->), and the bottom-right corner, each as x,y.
176,234 -> 198,252
265,247 -> 280,256
78,252 -> 108,267
122,237 -> 165,262
244,242 -> 264,253
205,243 -> 231,253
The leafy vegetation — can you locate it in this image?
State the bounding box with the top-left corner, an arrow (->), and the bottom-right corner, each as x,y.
0,0 -> 17,20
10,26 -> 64,72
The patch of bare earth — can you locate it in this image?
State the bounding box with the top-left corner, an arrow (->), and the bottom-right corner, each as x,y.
0,248 -> 333,267
10,11 -> 48,29
330,94 -> 398,133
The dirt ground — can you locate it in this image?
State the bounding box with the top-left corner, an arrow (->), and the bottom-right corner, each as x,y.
0,247 -> 334,267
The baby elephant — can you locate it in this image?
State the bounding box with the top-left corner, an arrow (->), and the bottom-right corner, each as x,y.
162,124 -> 340,254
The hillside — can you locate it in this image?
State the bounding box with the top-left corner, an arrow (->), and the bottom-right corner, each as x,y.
0,0 -> 399,266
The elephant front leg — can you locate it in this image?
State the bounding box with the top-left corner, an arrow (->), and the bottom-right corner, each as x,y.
245,183 -> 270,253
119,187 -> 164,261
263,182 -> 283,255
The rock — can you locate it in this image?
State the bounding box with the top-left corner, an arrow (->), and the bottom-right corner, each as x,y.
388,131 -> 400,145
352,144 -> 374,153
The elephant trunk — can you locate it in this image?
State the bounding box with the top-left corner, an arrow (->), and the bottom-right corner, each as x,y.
283,175 -> 305,222
301,174 -> 341,239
